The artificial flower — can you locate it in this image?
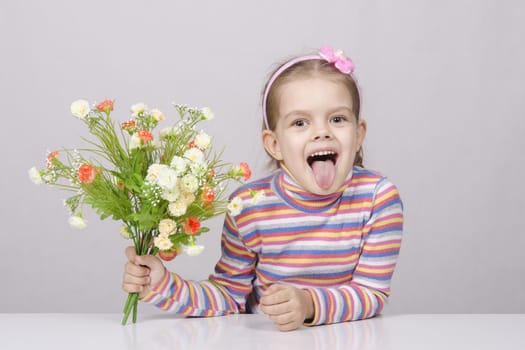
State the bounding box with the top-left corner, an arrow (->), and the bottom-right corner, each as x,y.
227,196 -> 243,216
131,102 -> 147,117
168,200 -> 188,217
158,219 -> 177,235
184,244 -> 205,256
157,167 -> 178,190
201,185 -> 215,205
181,173 -> 199,193
149,108 -> 165,121
194,131 -> 211,150
30,99 -> 250,325
120,226 -> 132,239
170,156 -> 188,174
240,162 -> 251,180
182,217 -> 201,235
70,99 -> 91,120
201,107 -> 215,120
68,214 -> 87,229
28,167 -> 43,185
154,234 -> 174,251
77,163 -> 96,184
97,99 -> 114,114
137,130 -> 153,142
184,147 -> 204,163
250,190 -> 265,205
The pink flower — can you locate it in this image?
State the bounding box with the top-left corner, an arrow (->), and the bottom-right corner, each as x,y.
137,130 -> 153,142
319,46 -> 354,74
240,162 -> 251,180
97,100 -> 114,114
77,163 -> 97,184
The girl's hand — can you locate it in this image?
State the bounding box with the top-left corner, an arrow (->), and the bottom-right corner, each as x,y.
259,284 -> 314,331
122,246 -> 166,299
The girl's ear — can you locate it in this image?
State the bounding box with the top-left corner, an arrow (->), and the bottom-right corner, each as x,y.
357,119 -> 367,146
262,130 -> 283,161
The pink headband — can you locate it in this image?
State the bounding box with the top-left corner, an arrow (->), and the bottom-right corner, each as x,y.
262,46 -> 357,130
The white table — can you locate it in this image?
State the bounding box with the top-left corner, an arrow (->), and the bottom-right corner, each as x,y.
0,313 -> 523,349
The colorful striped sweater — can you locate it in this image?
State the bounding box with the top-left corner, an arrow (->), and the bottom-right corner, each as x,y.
142,166 -> 404,325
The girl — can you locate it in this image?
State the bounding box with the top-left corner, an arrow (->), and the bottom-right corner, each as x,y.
122,46 -> 404,332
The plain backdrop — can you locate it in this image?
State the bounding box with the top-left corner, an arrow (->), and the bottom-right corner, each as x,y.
1,0 -> 524,315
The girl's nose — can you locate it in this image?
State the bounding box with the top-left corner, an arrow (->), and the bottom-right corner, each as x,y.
312,123 -> 333,141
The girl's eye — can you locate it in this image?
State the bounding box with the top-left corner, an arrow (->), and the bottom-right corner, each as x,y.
292,119 -> 307,127
331,115 -> 348,124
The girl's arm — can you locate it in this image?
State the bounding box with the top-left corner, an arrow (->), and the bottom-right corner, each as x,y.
140,213 -> 257,316
304,178 -> 404,325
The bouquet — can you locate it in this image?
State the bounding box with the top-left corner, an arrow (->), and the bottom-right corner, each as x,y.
28,99 -> 251,325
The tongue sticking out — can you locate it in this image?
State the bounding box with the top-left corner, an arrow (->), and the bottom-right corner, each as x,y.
311,160 -> 336,190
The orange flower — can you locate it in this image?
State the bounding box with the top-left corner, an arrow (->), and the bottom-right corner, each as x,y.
77,163 -> 97,184
188,140 -> 197,149
97,99 -> 114,113
137,130 -> 153,142
121,120 -> 137,131
240,162 -> 251,180
200,185 -> 215,205
182,217 -> 201,235
46,151 -> 59,168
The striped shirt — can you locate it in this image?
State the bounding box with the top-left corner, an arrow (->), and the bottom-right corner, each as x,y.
142,166 -> 404,325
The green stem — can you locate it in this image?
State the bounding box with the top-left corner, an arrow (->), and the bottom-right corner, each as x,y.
121,292 -> 139,325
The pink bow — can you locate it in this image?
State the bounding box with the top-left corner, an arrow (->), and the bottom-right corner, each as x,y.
319,46 -> 354,74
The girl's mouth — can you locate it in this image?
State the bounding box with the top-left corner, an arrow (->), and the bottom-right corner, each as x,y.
307,151 -> 338,190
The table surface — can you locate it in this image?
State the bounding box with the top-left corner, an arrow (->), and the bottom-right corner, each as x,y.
0,313 -> 524,350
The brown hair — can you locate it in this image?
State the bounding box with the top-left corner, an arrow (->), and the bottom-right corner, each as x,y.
262,59 -> 364,168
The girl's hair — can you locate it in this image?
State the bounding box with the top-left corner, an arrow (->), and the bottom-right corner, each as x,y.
261,52 -> 364,168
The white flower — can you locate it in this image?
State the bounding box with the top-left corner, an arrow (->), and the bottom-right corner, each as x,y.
201,107 -> 215,120
129,133 -> 142,150
68,215 -> 87,230
157,167 -> 179,190
131,102 -> 147,117
149,108 -> 165,121
168,200 -> 187,217
184,148 -> 204,163
194,131 -> 211,150
146,163 -> 168,184
161,186 -> 180,201
184,244 -> 205,256
28,167 -> 43,185
159,126 -> 175,140
154,234 -> 173,251
181,173 -> 199,193
119,226 -> 132,239
158,219 -> 177,235
70,99 -> 91,120
189,160 -> 207,177
227,196 -> 243,216
170,156 -> 188,174
251,190 -> 265,205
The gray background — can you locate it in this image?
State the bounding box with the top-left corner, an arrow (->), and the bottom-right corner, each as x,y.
1,0 -> 524,314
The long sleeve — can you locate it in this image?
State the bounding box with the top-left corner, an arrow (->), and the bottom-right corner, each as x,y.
141,213 -> 257,316
304,178 -> 403,325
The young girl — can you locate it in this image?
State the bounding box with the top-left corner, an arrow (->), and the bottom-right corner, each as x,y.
122,46 -> 404,332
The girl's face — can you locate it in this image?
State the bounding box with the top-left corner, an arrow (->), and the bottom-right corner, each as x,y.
263,76 -> 366,195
